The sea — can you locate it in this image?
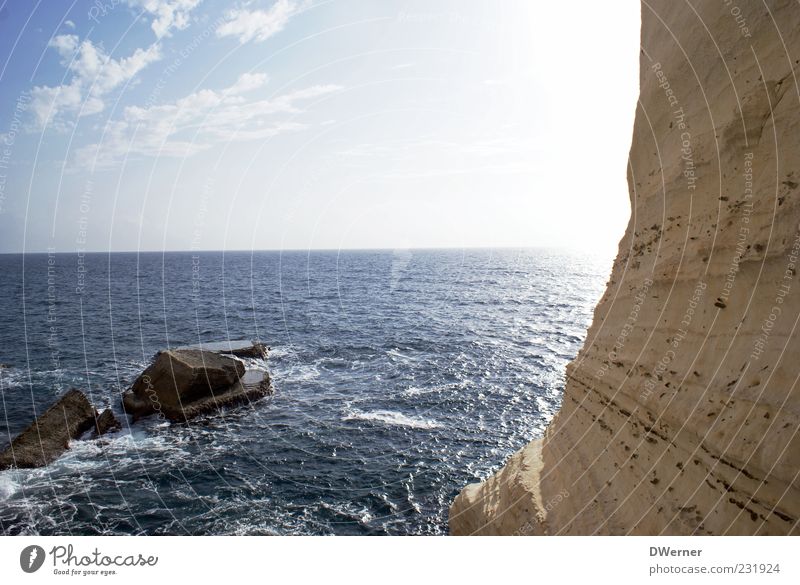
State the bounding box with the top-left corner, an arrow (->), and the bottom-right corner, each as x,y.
0,248 -> 609,535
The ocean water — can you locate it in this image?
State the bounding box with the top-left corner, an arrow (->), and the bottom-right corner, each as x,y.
0,249 -> 608,535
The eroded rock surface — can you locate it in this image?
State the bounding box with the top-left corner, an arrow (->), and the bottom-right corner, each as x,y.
177,369 -> 273,421
121,347 -> 273,423
0,389 -> 96,470
451,0 -> 800,535
94,408 -> 121,437
122,349 -> 247,421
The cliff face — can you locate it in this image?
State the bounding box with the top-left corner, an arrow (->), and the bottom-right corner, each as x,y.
450,0 -> 800,535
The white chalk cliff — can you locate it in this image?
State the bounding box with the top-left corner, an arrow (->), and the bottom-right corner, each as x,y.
450,0 -> 800,535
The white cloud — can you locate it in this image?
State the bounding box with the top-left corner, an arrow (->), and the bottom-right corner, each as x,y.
216,0 -> 299,44
77,73 -> 340,167
49,34 -> 79,55
224,72 -> 269,95
28,2 -> 201,129
30,36 -> 161,129
126,0 -> 201,38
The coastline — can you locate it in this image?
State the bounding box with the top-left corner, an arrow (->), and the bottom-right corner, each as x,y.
450,0 -> 800,535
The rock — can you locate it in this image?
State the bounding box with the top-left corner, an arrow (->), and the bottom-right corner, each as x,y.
93,409 -> 121,437
177,369 -> 273,421
225,342 -> 269,360
0,389 -> 96,470
176,340 -> 269,360
451,0 -> 800,535
122,349 -> 247,421
0,364 -> 8,369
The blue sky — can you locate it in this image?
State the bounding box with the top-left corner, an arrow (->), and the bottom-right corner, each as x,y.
0,0 -> 639,253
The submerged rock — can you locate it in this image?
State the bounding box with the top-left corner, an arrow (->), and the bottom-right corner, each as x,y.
121,348 -> 270,422
0,389 -> 96,470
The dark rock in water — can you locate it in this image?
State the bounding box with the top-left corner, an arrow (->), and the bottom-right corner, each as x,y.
0,363 -> 8,369
0,389 -> 96,470
177,369 -> 273,421
225,342 -> 269,360
122,349 -> 247,421
93,408 -> 121,437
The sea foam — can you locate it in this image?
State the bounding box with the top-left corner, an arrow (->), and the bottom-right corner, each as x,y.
343,409 -> 440,429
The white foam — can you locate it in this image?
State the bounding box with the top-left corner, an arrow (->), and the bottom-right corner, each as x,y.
402,385 -> 444,397
267,347 -> 291,358
0,367 -> 25,388
386,349 -> 416,363
279,364 -> 320,383
0,473 -> 19,499
402,380 -> 470,397
402,386 -> 428,397
343,409 -> 440,429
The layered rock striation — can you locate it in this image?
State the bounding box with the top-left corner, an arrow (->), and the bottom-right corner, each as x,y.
451,0 -> 800,535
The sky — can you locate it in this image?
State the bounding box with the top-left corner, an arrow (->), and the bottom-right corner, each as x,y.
0,0 -> 641,253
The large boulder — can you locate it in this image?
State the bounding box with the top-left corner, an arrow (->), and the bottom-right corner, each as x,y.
0,389 -> 97,470
122,349 -> 246,421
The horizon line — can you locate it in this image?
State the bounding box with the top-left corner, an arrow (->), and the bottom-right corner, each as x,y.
0,244 -> 617,256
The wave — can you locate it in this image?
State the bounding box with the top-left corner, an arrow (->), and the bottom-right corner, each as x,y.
0,249 -> 603,535
402,386 -> 438,397
343,409 -> 440,429
0,473 -> 18,499
386,349 -> 417,363
266,347 -> 291,359
0,366 -> 35,388
402,379 -> 472,397
277,364 -> 320,383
